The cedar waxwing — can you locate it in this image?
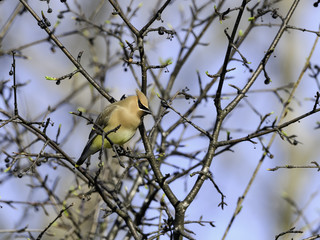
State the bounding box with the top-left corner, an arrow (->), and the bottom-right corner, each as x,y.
76,89 -> 151,167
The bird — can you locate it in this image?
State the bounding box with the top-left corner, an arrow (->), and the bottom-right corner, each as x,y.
76,89 -> 151,167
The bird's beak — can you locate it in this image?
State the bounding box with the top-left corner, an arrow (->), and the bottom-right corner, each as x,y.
143,108 -> 152,115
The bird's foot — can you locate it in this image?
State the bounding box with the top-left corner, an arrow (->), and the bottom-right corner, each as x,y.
112,145 -> 126,168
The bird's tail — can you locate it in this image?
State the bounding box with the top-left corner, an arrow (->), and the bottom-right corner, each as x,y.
76,138 -> 94,167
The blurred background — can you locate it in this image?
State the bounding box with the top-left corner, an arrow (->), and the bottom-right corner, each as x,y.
1,0 -> 320,239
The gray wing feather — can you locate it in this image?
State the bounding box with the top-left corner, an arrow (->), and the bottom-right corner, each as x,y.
88,104 -> 117,139
76,104 -> 117,166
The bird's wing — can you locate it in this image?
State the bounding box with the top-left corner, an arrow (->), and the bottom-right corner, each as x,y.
88,104 -> 117,139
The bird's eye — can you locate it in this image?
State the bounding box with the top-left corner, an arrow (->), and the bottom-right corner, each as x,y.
138,99 -> 150,112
